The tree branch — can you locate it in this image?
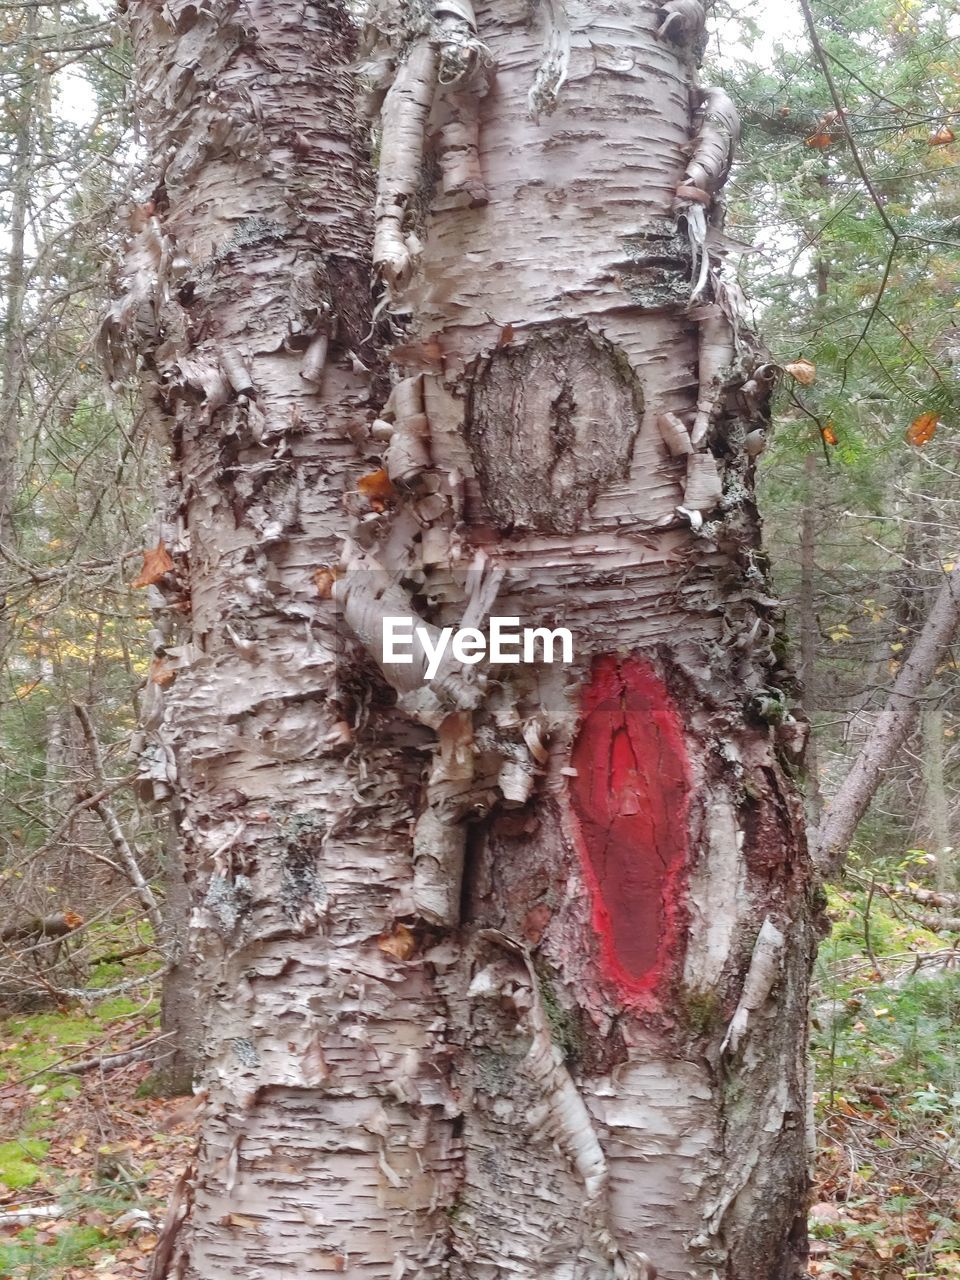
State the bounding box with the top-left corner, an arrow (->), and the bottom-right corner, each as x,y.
73,702 -> 165,937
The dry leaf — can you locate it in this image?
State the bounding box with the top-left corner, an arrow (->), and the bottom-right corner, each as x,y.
785,358 -> 817,386
821,423 -> 838,446
929,126 -> 955,146
378,922 -> 417,961
150,657 -> 176,688
906,412 -> 938,446
131,541 -> 173,588
357,468 -> 396,504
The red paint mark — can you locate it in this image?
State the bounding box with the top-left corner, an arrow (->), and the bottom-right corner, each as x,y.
569,656 -> 691,998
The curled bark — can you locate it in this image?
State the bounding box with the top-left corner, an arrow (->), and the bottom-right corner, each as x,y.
373,2 -> 493,288
657,0 -> 706,47
721,917 -> 785,1056
677,87 -> 741,299
527,0 -> 571,120
373,37 -> 438,288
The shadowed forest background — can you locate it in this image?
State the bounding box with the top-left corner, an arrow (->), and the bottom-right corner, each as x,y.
0,0 -> 959,1276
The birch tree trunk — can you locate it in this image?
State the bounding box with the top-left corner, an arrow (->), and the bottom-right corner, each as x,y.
348,3 -> 817,1278
113,2 -> 452,1276
118,2 -> 819,1279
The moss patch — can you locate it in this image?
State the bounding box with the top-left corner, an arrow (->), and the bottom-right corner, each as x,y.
0,1137 -> 49,1189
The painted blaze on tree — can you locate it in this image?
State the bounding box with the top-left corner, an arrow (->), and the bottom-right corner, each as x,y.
120,0 -> 819,1278
571,657 -> 691,999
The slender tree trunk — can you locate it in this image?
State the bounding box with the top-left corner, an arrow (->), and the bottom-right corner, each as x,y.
157,818 -> 202,1095
0,7 -> 39,587
799,453 -> 823,828
920,686 -> 953,889
818,568 -> 960,875
123,3 -> 818,1279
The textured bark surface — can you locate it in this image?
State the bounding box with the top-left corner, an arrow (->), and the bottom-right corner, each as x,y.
116,3 -> 459,1276
119,2 -> 820,1279
357,3 -> 819,1278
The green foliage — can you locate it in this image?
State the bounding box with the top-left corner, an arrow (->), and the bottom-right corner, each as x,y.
815,883 -> 960,1098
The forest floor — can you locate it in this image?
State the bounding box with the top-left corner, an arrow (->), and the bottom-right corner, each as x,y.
0,882 -> 957,1279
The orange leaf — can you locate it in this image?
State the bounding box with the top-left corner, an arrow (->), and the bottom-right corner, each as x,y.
906,412 -> 938,446
805,131 -> 835,149
131,541 -> 174,588
785,358 -> 817,386
377,922 -> 417,961
821,423 -> 838,446
929,126 -> 955,147
357,468 -> 396,502
150,657 -> 176,688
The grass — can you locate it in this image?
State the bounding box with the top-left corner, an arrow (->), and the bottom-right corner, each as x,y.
0,1223 -> 106,1275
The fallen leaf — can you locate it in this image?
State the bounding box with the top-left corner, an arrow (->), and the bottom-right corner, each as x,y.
357,468 -> 396,503
131,542 -> 174,588
150,657 -> 176,688
785,358 -> 817,386
377,922 -> 417,961
905,411 -> 938,446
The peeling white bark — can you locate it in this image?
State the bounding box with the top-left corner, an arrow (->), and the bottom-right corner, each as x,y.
124,2 -> 817,1278
721,917 -> 786,1056
365,4 -> 815,1277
